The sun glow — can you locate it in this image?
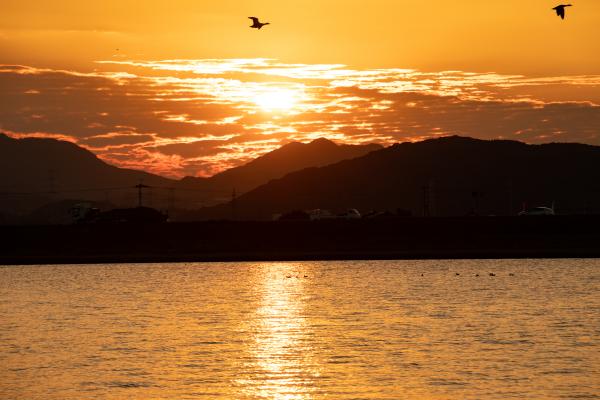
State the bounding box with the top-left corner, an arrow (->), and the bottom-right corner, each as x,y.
254,88 -> 299,112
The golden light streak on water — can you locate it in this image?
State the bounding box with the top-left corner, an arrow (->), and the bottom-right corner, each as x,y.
237,263 -> 316,399
1,259 -> 599,399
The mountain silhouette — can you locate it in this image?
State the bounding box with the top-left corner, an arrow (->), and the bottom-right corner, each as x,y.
0,134 -> 380,220
0,133 -> 173,215
187,136 -> 600,220
179,138 -> 382,200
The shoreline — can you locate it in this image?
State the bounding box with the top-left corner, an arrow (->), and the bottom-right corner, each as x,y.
2,251 -> 600,266
2,216 -> 600,265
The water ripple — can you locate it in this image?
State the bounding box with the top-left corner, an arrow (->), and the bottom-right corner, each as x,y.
0,259 -> 599,399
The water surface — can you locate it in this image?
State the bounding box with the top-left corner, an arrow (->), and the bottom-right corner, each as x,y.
1,259 -> 599,399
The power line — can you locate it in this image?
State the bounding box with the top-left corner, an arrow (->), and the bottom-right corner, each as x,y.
0,186 -> 133,196
0,185 -> 233,197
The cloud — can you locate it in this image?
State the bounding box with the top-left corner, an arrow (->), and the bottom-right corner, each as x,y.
1,60 -> 599,177
79,133 -> 156,149
151,140 -> 229,158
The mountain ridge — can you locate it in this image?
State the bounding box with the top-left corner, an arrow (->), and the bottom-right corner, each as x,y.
181,138 -> 382,195
186,135 -> 600,220
0,134 -> 382,218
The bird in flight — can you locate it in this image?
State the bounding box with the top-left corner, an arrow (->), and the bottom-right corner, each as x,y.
249,17 -> 270,29
553,4 -> 572,19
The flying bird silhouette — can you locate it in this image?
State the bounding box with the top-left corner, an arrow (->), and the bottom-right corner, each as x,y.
249,17 -> 270,29
553,4 -> 572,19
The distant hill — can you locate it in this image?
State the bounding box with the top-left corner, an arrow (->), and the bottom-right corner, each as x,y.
0,133 -> 173,191
0,134 -> 381,220
178,138 -> 382,202
0,133 -> 174,215
187,136 -> 600,220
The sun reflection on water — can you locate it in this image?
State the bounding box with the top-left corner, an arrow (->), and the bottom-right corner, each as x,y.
2,261 -> 600,399
238,263 -> 317,399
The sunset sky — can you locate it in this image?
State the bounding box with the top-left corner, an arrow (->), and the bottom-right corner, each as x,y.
1,0 -> 600,177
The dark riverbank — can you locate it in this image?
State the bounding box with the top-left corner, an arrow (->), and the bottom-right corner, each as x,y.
1,216 -> 600,265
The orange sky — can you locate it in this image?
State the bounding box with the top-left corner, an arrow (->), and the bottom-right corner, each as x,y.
1,1 -> 599,177
2,0 -> 600,74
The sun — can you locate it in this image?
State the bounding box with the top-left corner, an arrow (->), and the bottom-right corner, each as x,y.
254,88 -> 299,112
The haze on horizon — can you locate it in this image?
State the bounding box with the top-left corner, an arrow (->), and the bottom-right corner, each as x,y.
1,0 -> 599,178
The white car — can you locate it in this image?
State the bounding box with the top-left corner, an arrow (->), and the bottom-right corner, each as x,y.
308,209 -> 334,221
518,206 -> 555,216
337,209 -> 361,219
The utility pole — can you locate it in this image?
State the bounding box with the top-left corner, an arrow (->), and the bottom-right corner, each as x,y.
168,187 -> 175,214
429,179 -> 436,217
471,191 -> 481,216
508,179 -> 514,216
231,188 -> 237,220
135,182 -> 150,207
422,185 -> 430,217
47,168 -> 56,200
